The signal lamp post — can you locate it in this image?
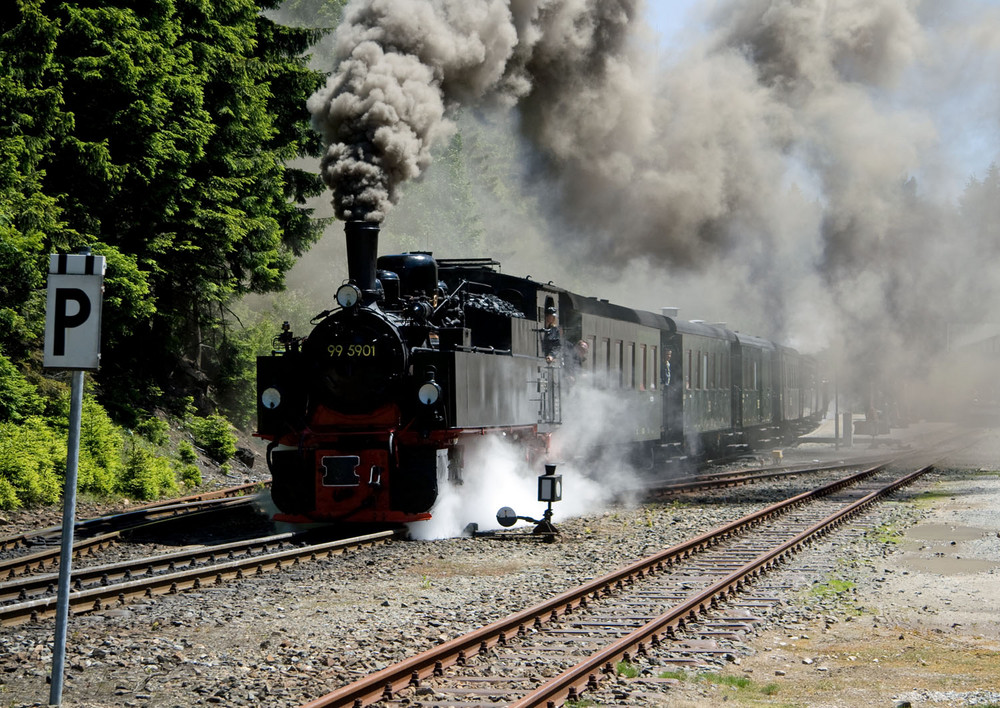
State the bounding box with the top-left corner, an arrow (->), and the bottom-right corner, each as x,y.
495,463 -> 562,542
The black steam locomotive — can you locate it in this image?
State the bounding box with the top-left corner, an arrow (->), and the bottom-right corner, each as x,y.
256,222 -> 826,524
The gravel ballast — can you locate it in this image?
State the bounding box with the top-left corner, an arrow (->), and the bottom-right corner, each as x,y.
1,422 -> 998,707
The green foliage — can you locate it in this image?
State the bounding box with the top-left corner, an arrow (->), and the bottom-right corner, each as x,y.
867,522 -> 903,544
692,671 -> 778,697
0,392 -> 190,508
615,661 -> 639,678
187,414 -> 237,462
0,475 -> 18,509
178,462 -> 201,489
177,439 -> 197,463
807,577 -> 856,599
0,240 -> 47,359
0,417 -> 64,508
215,318 -> 274,427
76,396 -> 122,496
135,416 -> 169,446
0,352 -> 44,423
2,0 -> 328,419
273,0 -> 346,30
657,669 -> 686,680
699,672 -> 752,688
119,443 -> 178,500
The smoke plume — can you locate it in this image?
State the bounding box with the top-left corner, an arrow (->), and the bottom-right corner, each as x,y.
307,0 -> 643,222
308,0 -> 1000,414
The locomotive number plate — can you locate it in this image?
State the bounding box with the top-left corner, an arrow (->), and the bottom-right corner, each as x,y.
327,344 -> 377,357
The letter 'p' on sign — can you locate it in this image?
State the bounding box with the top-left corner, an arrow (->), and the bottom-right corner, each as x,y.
44,253 -> 106,370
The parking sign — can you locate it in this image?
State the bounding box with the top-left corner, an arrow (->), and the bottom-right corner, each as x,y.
44,253 -> 106,370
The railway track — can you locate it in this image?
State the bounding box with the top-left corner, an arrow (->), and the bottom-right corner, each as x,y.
0,482 -> 273,585
300,453 -> 949,708
0,481 -> 268,554
646,425 -> 966,498
0,529 -> 404,627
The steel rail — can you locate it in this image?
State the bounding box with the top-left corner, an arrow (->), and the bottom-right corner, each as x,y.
0,528 -> 319,604
0,481 -> 268,552
0,495 -> 259,578
0,529 -> 403,627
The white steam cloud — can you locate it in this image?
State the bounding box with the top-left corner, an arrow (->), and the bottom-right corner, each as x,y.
407,432 -> 612,540
407,377 -> 654,540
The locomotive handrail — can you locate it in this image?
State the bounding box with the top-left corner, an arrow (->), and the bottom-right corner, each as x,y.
410,345 -> 517,356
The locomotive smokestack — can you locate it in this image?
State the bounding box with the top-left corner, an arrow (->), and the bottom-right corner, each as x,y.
344,220 -> 379,299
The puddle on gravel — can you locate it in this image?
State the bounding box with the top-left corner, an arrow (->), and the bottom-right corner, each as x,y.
898,523 -> 1000,575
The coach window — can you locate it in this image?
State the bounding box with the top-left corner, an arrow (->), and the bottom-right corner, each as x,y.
588,335 -> 597,371
640,344 -> 648,391
616,340 -> 624,388
651,346 -> 658,389
685,349 -> 692,389
627,343 -> 636,389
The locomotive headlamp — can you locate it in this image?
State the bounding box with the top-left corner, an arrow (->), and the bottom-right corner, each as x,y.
418,381 -> 442,405
418,368 -> 441,405
261,387 -> 281,410
336,283 -> 362,309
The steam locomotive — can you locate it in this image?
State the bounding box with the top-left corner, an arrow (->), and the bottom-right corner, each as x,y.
255,221 -> 826,524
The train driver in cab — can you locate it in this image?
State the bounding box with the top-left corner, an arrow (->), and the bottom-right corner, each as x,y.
542,306 -> 561,363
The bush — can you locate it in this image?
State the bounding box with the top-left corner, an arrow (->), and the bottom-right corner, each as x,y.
0,476 -> 18,509
119,444 -> 178,501
179,463 -> 201,488
77,396 -> 122,496
177,440 -> 197,463
0,417 -> 64,509
0,353 -> 44,423
187,414 -> 237,463
135,416 -> 169,446
0,390 -> 189,509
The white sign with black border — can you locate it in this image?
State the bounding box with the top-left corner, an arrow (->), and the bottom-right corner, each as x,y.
44,253 -> 106,370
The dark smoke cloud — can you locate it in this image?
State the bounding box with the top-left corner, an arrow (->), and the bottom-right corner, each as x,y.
307,0 -> 643,222
308,0 -> 524,221
307,0 -> 1000,412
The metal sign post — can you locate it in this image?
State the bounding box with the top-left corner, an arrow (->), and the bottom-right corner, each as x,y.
43,251 -> 105,706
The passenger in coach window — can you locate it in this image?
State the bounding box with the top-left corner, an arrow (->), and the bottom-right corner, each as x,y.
661,349 -> 672,388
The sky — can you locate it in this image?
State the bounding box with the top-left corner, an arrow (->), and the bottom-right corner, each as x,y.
646,0 -> 701,42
